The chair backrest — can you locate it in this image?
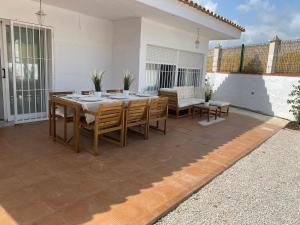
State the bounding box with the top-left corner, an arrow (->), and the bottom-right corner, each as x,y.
159,90 -> 178,110
126,99 -> 149,124
49,91 -> 73,98
106,89 -> 123,94
96,102 -> 124,130
149,97 -> 168,120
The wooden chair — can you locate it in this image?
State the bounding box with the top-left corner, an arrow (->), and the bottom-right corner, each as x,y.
80,102 -> 125,155
49,91 -> 73,142
81,90 -> 93,95
148,97 -> 168,135
124,99 -> 149,146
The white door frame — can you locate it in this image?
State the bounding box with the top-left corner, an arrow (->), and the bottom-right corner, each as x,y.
0,19 -> 54,123
0,19 -> 12,121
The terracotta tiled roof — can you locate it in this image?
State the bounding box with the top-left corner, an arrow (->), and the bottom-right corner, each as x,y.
177,0 -> 245,32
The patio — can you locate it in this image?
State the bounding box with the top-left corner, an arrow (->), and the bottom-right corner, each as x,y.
0,110 -> 285,225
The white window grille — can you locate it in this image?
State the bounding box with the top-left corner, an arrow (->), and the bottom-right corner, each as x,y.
145,45 -> 204,93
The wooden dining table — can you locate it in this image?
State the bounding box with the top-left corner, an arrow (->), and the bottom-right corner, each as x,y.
50,94 -> 156,152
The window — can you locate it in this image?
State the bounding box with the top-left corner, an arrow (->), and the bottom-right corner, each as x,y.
145,45 -> 204,93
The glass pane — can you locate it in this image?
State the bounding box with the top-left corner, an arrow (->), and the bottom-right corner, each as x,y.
27,28 -> 33,58
15,57 -> 22,90
30,90 -> 36,113
23,58 -> 29,90
23,90 -> 30,114
16,90 -> 23,115
36,90 -> 41,113
20,27 -> 27,59
46,29 -> 52,60
34,29 -> 40,58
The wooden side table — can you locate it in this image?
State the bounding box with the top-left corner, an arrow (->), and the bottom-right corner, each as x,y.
192,104 -> 218,122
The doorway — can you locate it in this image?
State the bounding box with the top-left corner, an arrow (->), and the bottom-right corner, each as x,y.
0,20 -> 53,123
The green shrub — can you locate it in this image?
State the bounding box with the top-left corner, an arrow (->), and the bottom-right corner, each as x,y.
287,80 -> 300,124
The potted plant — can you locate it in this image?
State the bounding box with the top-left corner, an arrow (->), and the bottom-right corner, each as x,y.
287,80 -> 300,130
123,70 -> 134,96
91,70 -> 105,97
204,78 -> 213,106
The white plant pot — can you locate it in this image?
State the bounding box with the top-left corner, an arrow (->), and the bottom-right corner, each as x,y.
204,101 -> 210,106
123,90 -> 130,96
95,92 -> 102,98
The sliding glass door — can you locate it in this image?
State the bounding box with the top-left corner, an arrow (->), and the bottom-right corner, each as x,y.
2,21 -> 53,123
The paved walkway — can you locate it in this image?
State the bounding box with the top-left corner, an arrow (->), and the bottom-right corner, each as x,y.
156,128 -> 300,225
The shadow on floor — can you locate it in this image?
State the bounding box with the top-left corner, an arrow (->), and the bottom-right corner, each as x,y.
0,113 -> 280,225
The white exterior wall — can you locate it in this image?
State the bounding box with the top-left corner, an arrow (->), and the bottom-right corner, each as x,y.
208,72 -> 300,120
112,18 -> 142,91
139,18 -> 209,91
0,0 -> 113,91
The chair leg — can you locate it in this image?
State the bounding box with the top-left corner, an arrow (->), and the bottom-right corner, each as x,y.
120,128 -> 125,147
144,124 -> 148,140
164,119 -> 167,135
49,104 -> 52,136
124,127 -> 128,146
93,131 -> 99,156
156,121 -> 159,128
63,106 -> 68,142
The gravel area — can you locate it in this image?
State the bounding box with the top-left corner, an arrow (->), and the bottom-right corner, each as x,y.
155,129 -> 300,225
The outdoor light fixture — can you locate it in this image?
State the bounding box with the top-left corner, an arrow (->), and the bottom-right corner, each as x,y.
195,28 -> 200,49
35,0 -> 47,25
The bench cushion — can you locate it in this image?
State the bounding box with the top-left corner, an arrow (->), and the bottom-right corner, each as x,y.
209,100 -> 230,107
178,98 -> 204,108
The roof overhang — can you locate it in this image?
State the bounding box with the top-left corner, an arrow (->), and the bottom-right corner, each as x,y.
32,0 -> 243,40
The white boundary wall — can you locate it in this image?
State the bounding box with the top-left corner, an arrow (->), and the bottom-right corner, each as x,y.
208,72 -> 300,120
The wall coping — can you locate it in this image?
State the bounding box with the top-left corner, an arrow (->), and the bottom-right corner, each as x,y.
207,72 -> 300,78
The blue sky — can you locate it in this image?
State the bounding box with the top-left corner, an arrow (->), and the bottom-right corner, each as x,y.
195,0 -> 300,47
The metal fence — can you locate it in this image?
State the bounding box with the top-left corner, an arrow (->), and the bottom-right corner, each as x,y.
275,40 -> 300,74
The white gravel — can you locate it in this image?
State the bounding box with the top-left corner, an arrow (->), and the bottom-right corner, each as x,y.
155,129 -> 300,225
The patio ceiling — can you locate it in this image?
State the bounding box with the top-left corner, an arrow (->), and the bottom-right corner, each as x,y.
32,0 -> 241,40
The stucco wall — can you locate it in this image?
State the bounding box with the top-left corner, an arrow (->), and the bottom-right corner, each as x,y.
139,18 -> 209,91
0,0 -> 113,91
208,72 -> 300,120
112,18 -> 142,91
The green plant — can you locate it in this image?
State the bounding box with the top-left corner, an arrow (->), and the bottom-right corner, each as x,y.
91,70 -> 105,92
287,80 -> 300,124
123,70 -> 134,91
204,78 -> 213,102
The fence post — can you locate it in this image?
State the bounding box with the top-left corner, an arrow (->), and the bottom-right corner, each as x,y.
212,44 -> 221,72
239,44 -> 245,73
266,35 -> 281,74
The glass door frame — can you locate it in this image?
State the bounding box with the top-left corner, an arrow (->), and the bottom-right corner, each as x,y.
0,19 -> 12,121
1,19 -> 54,123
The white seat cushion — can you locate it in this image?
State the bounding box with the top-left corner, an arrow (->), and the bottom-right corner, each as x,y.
178,98 -> 204,108
209,100 -> 230,107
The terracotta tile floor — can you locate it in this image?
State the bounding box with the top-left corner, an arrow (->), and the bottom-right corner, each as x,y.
0,112 -> 283,225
